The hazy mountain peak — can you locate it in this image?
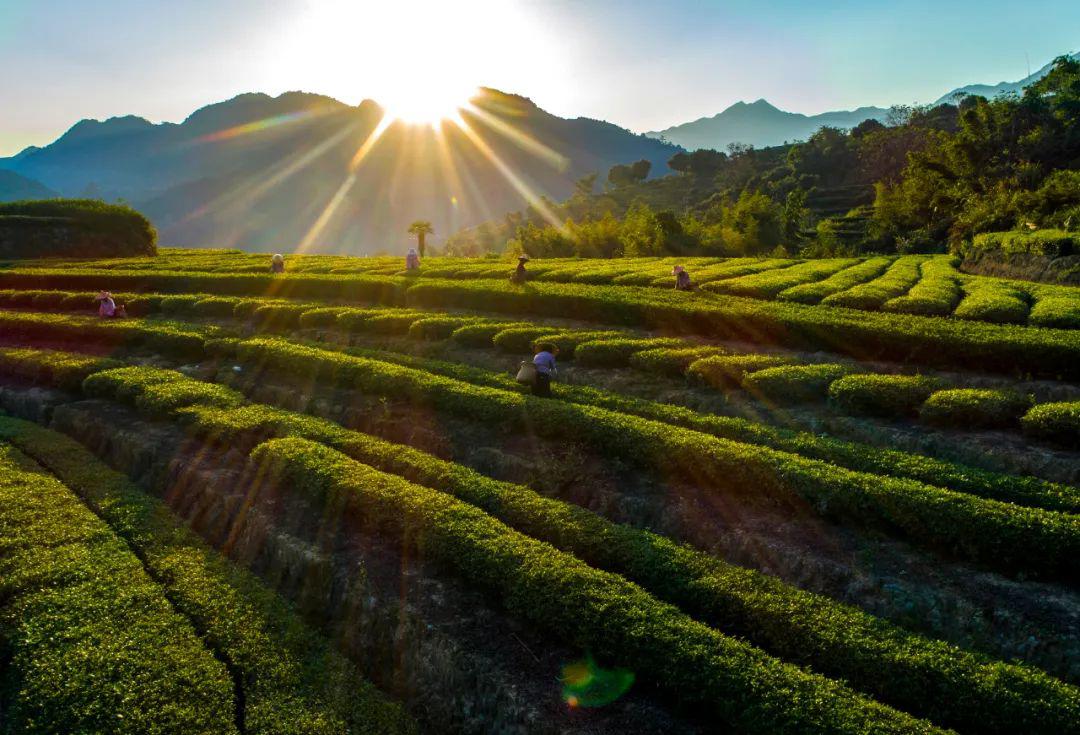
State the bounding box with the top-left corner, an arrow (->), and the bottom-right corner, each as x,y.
182,91 -> 348,133
56,115 -> 155,146
650,50 -> 1079,152
648,99 -> 886,150
933,51 -> 1079,105
12,145 -> 41,161
0,169 -> 57,202
473,87 -> 541,116
4,88 -> 679,253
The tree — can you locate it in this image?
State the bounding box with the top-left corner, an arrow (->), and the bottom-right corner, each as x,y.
850,118 -> 886,139
630,159 -> 652,181
669,149 -> 727,176
574,173 -> 599,197
729,191 -> 783,255
619,203 -> 664,256
407,220 -> 434,257
781,188 -> 810,244
607,159 -> 652,188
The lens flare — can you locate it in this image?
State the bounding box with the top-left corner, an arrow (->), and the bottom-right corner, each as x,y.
195,110 -> 320,143
560,655 -> 634,708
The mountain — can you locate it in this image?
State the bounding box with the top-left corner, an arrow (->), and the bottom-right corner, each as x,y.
9,146 -> 41,162
0,90 -> 679,253
0,170 -> 57,202
933,52 -> 1080,105
649,52 -> 1080,152
647,99 -> 889,152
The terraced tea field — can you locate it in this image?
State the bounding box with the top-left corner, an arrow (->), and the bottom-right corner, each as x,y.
1,249 -> 1079,734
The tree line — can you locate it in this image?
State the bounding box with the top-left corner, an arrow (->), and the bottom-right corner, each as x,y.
445,57 -> 1080,259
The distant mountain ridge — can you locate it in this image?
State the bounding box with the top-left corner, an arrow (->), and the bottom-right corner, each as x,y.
0,89 -> 679,253
0,170 -> 57,202
649,51 -> 1080,151
932,51 -> 1080,105
647,99 -> 889,152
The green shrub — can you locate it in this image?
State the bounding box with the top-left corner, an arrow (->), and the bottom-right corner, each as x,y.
334,309 -> 423,335
337,339 -> 1080,511
178,402 -> 1080,735
0,267 -> 405,304
321,337 -> 1080,509
0,311 -> 206,359
84,366 -> 244,416
159,294 -> 203,313
687,354 -> 799,388
628,346 -> 728,377
0,288 -> 59,307
573,337 -> 685,367
0,346 -> 121,391
882,257 -> 963,317
192,296 -> 243,318
125,293 -> 164,316
233,338 -> 1080,579
953,280 -> 1030,324
0,199 -> 157,258
743,363 -> 854,403
407,316 -> 485,340
821,256 -> 926,310
252,437 -> 943,734
683,258 -> 796,286
59,290 -> 104,310
536,330 -> 628,357
1029,295 -> 1080,329
829,374 -> 946,417
29,290 -> 69,309
0,418 -> 415,735
333,307 -> 380,331
705,259 -> 859,299
0,443 -> 235,733
362,311 -> 425,335
252,303 -> 311,332
920,389 -> 1031,429
491,326 -> 561,353
963,229 -> 1077,259
8,350 -> 1076,734
232,298 -> 268,319
449,321 -> 529,347
1021,402 -> 1080,447
779,257 -> 894,304
611,271 -> 662,286
405,277 -> 1080,379
298,306 -> 348,328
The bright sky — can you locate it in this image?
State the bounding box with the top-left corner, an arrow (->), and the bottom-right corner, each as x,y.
1,0 -> 1077,155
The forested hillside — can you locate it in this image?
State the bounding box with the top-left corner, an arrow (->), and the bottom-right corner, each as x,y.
447,57 -> 1080,260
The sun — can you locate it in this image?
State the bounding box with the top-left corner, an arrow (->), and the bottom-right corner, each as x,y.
379,78 -> 479,126
271,1 -> 517,126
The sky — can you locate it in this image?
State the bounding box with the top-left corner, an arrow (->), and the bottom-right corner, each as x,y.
1,0 -> 1078,156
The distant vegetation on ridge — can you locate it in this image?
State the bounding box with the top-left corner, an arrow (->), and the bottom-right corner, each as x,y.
447,57 -> 1080,265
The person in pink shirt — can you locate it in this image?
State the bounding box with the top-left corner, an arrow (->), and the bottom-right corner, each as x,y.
96,291 -> 127,318
96,291 -> 116,318
672,265 -> 694,291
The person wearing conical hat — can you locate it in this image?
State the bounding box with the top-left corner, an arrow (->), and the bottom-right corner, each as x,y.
672,264 -> 693,291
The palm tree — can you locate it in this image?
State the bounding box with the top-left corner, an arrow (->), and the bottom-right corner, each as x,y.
408,220 -> 434,257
